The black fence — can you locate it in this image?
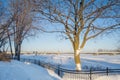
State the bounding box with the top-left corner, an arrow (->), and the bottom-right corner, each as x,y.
20,58 -> 120,80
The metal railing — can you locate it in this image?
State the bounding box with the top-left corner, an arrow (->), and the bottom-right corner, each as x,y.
20,58 -> 120,80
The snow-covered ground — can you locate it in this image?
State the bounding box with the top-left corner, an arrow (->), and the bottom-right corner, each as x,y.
94,75 -> 120,80
20,53 -> 120,80
0,60 -> 61,80
21,53 -> 120,70
1,54 -> 119,80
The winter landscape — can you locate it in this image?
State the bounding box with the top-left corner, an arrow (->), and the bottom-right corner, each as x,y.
0,0 -> 120,80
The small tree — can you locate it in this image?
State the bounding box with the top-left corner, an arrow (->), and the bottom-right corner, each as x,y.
35,0 -> 120,70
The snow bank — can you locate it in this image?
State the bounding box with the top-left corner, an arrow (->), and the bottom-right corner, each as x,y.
0,60 -> 60,80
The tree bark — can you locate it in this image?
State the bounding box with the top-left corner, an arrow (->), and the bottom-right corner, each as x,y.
15,43 -> 21,61
73,35 -> 81,71
74,49 -> 81,71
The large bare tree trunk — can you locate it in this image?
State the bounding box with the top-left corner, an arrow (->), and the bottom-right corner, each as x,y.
73,36 -> 82,71
74,49 -> 81,71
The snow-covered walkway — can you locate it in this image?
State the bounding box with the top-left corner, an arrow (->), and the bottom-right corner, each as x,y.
0,60 -> 61,80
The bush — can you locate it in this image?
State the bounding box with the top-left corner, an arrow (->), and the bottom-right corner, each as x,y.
0,52 -> 11,61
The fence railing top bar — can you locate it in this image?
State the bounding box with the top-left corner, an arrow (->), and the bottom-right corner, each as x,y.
58,67 -> 120,72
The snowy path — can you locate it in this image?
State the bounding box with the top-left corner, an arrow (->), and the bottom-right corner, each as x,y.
0,60 -> 61,80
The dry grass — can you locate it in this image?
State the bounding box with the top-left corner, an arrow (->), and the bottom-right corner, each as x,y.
0,52 -> 11,62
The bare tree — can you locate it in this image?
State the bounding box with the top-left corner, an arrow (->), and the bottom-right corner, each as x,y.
0,0 -> 9,52
35,0 -> 120,70
0,19 -> 14,55
0,0 -> 16,57
9,0 -> 37,60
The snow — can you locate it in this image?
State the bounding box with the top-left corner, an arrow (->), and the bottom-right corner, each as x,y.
0,60 -> 61,80
21,53 -> 120,80
21,54 -> 120,70
80,54 -> 120,69
47,69 -> 62,80
94,75 -> 120,80
1,54 -> 119,80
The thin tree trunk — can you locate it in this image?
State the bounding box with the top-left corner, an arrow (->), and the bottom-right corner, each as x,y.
15,44 -> 18,59
7,29 -> 13,58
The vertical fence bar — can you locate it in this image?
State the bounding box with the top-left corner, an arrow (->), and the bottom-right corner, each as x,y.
106,67 -> 109,76
58,65 -> 60,76
90,68 -> 92,80
38,60 -> 40,65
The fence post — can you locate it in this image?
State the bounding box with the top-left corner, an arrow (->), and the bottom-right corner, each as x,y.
106,67 -> 109,76
58,65 -> 60,77
90,68 -> 92,80
38,60 -> 41,65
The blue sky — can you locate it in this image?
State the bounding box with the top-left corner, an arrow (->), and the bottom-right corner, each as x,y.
21,31 -> 119,53
2,0 -> 119,53
21,18 -> 119,53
